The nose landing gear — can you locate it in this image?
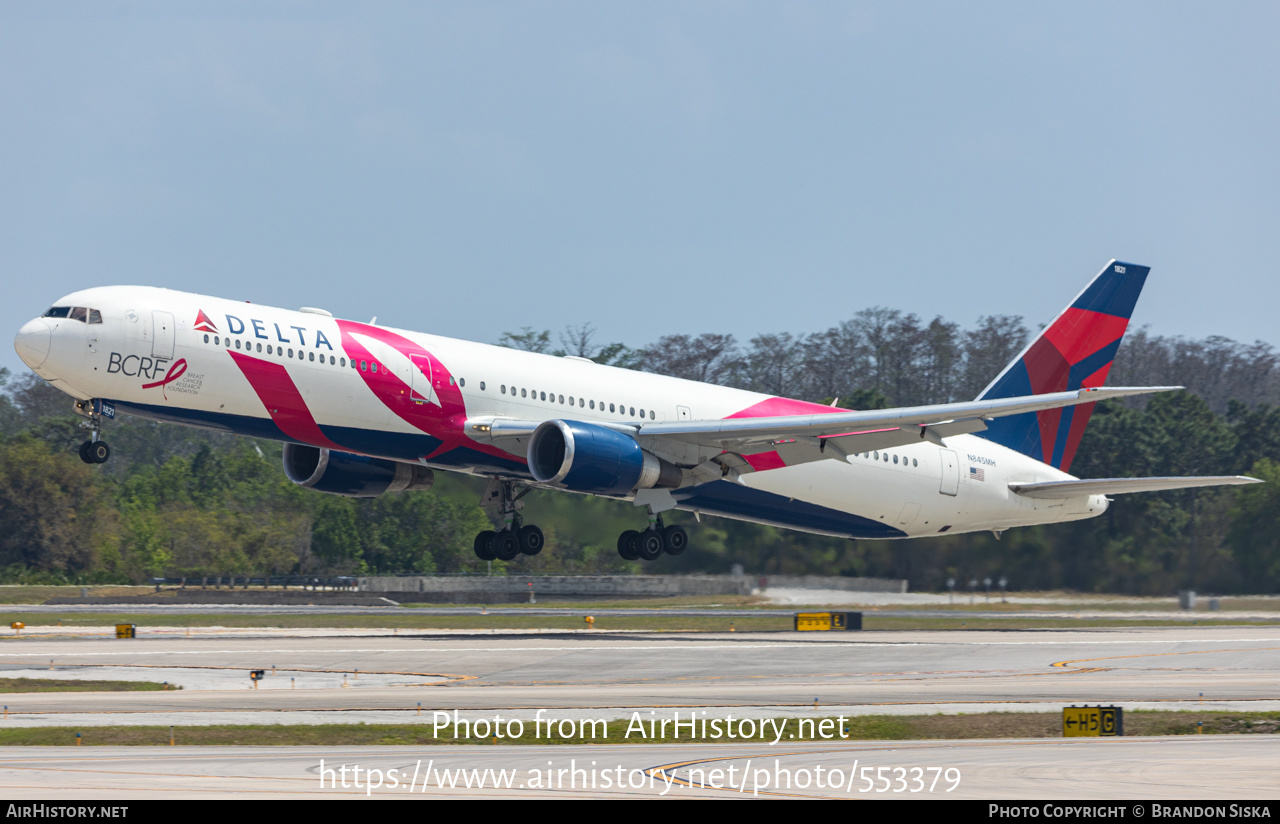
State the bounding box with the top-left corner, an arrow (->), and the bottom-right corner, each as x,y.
473,479 -> 545,562
73,400 -> 111,465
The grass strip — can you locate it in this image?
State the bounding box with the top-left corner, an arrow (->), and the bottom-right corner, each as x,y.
1,711 -> 1276,746
0,678 -> 175,693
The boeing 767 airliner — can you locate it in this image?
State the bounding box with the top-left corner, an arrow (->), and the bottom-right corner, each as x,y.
12,261 -> 1259,561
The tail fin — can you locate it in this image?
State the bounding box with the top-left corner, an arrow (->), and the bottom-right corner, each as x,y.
975,259 -> 1149,472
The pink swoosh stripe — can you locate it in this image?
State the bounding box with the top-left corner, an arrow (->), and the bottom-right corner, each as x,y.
228,351 -> 346,450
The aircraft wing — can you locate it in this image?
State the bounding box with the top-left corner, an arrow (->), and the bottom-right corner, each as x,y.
1009,475 -> 1262,499
468,386 -> 1181,473
634,386 -> 1179,456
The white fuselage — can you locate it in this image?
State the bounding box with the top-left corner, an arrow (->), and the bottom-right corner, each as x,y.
15,286 -> 1107,539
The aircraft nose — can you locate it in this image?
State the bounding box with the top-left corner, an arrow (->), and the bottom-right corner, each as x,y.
14,318 -> 51,369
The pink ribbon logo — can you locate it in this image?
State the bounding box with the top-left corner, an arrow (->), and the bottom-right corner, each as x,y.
142,359 -> 187,399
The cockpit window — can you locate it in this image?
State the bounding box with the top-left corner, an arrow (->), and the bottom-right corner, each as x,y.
43,306 -> 102,323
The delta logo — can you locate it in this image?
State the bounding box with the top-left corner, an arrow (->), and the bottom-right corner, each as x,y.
193,310 -> 218,333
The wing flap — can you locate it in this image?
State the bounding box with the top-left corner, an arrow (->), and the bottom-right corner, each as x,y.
1009,476 -> 1262,499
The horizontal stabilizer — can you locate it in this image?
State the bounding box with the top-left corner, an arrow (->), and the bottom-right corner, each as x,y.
1009,476 -> 1262,499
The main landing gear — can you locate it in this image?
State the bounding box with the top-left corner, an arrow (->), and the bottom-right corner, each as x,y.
74,400 -> 111,465
617,511 -> 688,562
473,479 -> 545,563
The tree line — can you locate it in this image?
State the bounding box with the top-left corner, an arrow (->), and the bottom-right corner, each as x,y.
0,308 -> 1277,593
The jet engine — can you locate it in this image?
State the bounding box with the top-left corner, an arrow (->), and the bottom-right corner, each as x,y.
282,443 -> 435,497
527,420 -> 681,495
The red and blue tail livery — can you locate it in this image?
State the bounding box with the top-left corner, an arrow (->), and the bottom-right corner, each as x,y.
975,260 -> 1149,471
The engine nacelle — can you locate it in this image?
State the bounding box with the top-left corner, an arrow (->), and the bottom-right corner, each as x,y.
527,420 -> 681,495
282,443 -> 435,498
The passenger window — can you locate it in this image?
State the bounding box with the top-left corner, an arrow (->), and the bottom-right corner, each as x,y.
590,401 -> 595,410
235,339 -> 242,349
361,360 -> 367,371
480,381 -> 485,390
460,378 -> 466,387
203,334 -> 209,344
372,362 -> 378,373
309,352 -> 315,361
558,395 -> 564,404
609,403 -> 615,413
639,409 -> 645,418
873,451 -> 879,460
569,397 -> 575,406
650,411 -> 655,420
449,376 -> 455,386
214,336 -> 220,345
893,455 -> 898,464
540,391 -> 546,401
521,388 -> 527,398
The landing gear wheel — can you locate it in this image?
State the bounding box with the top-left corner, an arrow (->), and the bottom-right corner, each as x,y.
662,524 -> 688,555
617,530 -> 640,561
494,529 -> 520,561
78,442 -> 94,464
637,529 -> 664,561
86,441 -> 110,464
518,524 -> 544,556
474,530 -> 497,561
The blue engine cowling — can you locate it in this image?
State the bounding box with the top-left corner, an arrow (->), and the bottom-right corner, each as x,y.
527,420 -> 681,494
282,443 -> 435,498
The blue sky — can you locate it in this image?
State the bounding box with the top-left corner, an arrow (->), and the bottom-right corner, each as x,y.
3,2 -> 1277,380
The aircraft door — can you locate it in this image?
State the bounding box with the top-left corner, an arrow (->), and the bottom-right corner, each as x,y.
152,311 -> 174,359
409,354 -> 435,405
939,449 -> 959,496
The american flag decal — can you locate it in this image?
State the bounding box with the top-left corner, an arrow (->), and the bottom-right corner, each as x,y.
970,466 -> 985,482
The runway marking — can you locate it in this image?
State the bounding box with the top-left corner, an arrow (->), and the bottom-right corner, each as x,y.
1051,645 -> 1280,670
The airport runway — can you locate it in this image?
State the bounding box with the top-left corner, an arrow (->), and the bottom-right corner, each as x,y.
1,737 -> 1276,799
0,627 -> 1277,727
